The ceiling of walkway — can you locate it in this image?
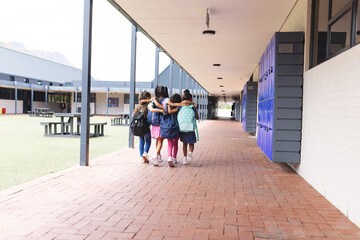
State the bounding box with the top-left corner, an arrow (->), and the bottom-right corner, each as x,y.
111,0 -> 297,98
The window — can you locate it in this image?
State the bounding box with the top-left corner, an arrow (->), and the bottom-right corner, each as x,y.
124,94 -> 139,104
48,93 -> 71,103
0,87 -> 15,99
74,93 -> 96,103
34,91 -> 45,102
311,0 -> 359,67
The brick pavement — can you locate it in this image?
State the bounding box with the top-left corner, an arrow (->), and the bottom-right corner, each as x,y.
0,120 -> 359,240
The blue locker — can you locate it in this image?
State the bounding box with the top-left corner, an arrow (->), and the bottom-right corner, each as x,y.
256,32 -> 304,163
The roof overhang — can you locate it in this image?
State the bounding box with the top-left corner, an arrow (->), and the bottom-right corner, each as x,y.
109,0 -> 297,98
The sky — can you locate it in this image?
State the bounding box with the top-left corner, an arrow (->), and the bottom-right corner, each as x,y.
0,0 -> 169,82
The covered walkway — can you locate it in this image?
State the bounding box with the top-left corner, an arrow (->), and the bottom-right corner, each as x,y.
0,120 -> 359,240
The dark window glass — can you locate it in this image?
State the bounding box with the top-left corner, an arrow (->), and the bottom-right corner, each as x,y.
74,93 -> 95,103
0,87 -> 14,99
124,94 -> 139,104
329,10 -> 352,55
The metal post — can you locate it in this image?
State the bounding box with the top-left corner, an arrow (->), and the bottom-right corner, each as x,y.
45,86 -> 48,109
14,82 -> 17,115
129,24 -> 137,148
75,87 -> 78,113
80,0 -> 93,166
154,46 -> 159,86
195,82 -> 199,105
31,84 -> 34,114
191,78 -> 194,95
186,75 -> 189,92
200,89 -> 203,121
206,93 -> 208,120
179,68 -> 183,94
169,60 -> 173,96
106,87 -> 109,117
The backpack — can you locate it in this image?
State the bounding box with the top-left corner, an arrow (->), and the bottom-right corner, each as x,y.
146,98 -> 165,126
131,111 -> 149,136
160,113 -> 179,139
177,105 -> 199,140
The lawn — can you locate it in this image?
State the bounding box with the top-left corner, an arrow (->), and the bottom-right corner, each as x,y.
0,114 -> 136,190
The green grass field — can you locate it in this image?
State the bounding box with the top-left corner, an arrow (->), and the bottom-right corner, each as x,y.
0,114 -> 136,190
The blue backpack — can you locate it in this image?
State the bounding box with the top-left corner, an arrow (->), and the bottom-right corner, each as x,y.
160,113 -> 179,139
147,98 -> 165,126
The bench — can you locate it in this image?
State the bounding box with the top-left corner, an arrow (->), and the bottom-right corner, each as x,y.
40,122 -> 62,135
89,122 -> 107,137
42,111 -> 54,118
111,115 -> 129,126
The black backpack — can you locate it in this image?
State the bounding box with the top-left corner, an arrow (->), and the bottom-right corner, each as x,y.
131,111 -> 149,136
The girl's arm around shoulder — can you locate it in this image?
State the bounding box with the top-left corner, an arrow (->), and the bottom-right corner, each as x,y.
152,98 -> 164,109
149,104 -> 165,114
139,99 -> 151,105
168,104 -> 179,114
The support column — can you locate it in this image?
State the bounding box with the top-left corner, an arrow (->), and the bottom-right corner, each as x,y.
195,82 -> 199,105
191,78 -> 194,96
169,60 -> 173,96
129,24 -> 137,148
45,86 -> 48,109
154,46 -> 159,87
106,86 -> 109,117
80,0 -> 93,166
31,84 -> 34,114
179,68 -> 183,94
200,89 -> 203,121
75,87 -> 78,112
14,82 -> 17,115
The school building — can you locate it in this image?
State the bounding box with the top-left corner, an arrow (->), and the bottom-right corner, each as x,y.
1,0 -> 360,235
0,45 -> 211,118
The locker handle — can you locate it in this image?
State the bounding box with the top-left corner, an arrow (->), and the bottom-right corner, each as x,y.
270,67 -> 273,73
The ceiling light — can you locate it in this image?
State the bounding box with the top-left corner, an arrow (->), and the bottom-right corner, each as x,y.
203,30 -> 216,35
213,64 -> 221,67
202,9 -> 216,36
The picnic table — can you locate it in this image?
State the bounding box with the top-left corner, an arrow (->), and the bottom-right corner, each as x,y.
40,113 -> 107,137
29,107 -> 54,117
111,113 -> 130,126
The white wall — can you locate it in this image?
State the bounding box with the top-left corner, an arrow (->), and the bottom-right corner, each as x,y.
291,44 -> 360,227
0,99 -> 23,114
95,93 -> 125,115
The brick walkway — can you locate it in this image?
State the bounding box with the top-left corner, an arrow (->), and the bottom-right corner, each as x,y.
1,120 -> 359,240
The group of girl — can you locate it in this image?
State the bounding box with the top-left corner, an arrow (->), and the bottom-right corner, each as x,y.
132,86 -> 199,167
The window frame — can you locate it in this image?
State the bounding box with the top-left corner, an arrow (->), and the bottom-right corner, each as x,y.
310,0 -> 359,68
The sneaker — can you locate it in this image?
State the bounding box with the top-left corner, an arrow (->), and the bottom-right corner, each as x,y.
152,155 -> 159,166
142,152 -> 149,163
157,154 -> 163,162
172,157 -> 178,164
168,156 -> 174,167
183,157 -> 189,165
140,157 -> 145,163
187,152 -> 192,164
